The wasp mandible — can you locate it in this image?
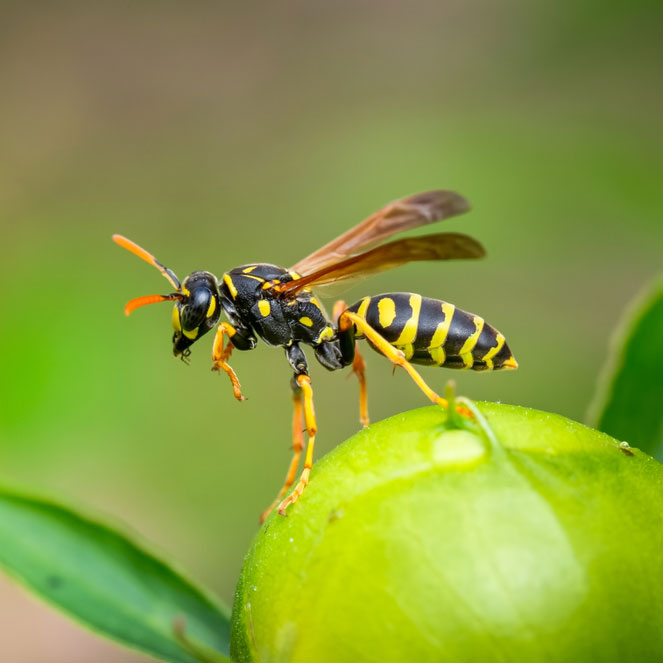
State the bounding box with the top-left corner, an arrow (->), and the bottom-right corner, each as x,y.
113,190 -> 517,520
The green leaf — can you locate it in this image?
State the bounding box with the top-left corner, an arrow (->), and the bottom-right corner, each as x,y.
588,277 -> 663,461
0,486 -> 231,663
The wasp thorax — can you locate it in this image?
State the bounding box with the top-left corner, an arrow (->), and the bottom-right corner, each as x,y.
172,271 -> 221,357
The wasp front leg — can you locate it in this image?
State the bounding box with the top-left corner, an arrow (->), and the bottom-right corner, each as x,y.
333,300 -> 370,427
211,322 -> 246,401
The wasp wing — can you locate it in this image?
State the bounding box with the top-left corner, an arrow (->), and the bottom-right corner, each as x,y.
276,232 -> 484,297
290,190 -> 470,276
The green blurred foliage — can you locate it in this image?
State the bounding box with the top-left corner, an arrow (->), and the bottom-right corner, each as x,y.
0,487 -> 231,663
0,1 -> 661,659
589,278 -> 663,460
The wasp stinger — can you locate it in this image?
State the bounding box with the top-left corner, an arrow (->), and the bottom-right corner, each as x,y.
113,190 -> 517,520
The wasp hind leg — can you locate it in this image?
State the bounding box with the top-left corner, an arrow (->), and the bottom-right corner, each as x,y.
333,300 -> 370,428
338,310 -> 472,418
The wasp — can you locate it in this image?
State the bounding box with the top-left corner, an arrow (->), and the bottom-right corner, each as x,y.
113,190 -> 517,520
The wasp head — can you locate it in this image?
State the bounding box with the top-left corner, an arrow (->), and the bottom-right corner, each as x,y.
172,271 -> 222,359
113,235 -> 223,361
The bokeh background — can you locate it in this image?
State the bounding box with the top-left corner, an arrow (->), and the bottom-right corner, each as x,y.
1,1 -> 661,660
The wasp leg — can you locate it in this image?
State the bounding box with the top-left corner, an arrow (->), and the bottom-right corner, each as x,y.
259,382 -> 305,523
211,322 -> 245,401
333,300 -> 370,427
278,373 -> 317,516
339,311 -> 472,418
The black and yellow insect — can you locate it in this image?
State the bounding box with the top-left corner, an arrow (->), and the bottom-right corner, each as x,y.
113,190 -> 517,519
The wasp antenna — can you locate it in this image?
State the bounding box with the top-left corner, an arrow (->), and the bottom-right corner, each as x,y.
112,234 -> 181,291
124,293 -> 182,316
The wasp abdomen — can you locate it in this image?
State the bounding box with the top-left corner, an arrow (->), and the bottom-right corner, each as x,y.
346,293 -> 516,371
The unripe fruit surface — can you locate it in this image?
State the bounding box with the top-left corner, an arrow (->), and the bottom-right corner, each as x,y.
231,403 -> 663,663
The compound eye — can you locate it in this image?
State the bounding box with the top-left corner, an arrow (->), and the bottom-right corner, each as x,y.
180,288 -> 211,331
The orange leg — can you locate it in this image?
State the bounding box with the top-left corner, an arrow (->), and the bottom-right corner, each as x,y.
211,322 -> 245,401
277,374 -> 317,516
339,311 -> 472,418
333,300 -> 370,427
352,346 -> 369,427
259,389 -> 305,522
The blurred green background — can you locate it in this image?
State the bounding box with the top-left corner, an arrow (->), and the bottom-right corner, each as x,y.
1,2 -> 661,660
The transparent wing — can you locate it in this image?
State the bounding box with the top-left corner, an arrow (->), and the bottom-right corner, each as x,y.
276,232 -> 484,297
290,190 -> 470,275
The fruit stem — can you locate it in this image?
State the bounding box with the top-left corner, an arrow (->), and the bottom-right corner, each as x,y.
456,396 -> 506,458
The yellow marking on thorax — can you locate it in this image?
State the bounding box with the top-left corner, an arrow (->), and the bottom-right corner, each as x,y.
242,265 -> 258,274
258,300 -> 271,317
288,270 -> 301,280
482,333 -> 505,370
377,297 -> 397,328
299,316 -> 313,327
206,296 -> 216,318
183,327 -> 199,340
394,294 -> 422,346
459,316 -> 485,368
310,297 -> 324,314
428,302 -> 455,349
223,274 -> 238,299
315,326 -> 334,343
242,274 -> 266,283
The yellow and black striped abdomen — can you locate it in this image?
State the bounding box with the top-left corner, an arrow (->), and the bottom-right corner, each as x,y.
346,293 -> 517,371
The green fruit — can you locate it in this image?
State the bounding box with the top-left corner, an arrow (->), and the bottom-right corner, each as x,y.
231,403 -> 663,663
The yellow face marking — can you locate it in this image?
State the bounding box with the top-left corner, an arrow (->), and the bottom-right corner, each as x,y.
206,296 -> 216,318
242,265 -> 258,274
183,326 -> 199,340
429,346 -> 446,365
258,300 -> 271,317
428,302 -> 455,349
315,326 -> 335,343
458,316 -> 485,369
172,306 -> 181,331
394,294 -> 422,346
377,297 -> 397,328
223,274 -> 238,299
299,316 -> 314,327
